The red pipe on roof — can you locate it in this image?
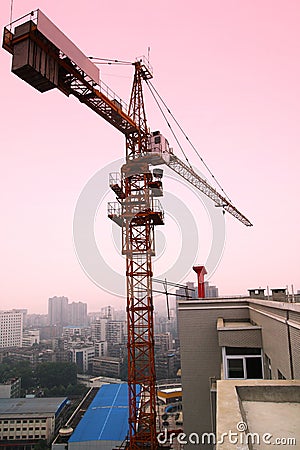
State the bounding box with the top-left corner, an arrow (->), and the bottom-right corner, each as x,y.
193,265 -> 207,298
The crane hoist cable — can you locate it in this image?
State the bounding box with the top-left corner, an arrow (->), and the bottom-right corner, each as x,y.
146,79 -> 232,203
9,0 -> 14,30
146,80 -> 193,170
88,57 -> 132,65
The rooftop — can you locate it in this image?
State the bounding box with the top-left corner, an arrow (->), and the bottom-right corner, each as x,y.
68,383 -> 140,443
0,397 -> 67,416
216,380 -> 300,450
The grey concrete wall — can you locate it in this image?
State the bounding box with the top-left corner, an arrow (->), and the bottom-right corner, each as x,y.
247,301 -> 300,380
178,298 -> 300,450
218,328 -> 262,348
178,299 -> 249,449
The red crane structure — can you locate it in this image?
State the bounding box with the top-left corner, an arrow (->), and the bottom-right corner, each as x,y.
3,10 -> 252,449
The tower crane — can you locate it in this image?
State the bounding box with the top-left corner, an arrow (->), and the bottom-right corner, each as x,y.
3,10 -> 252,449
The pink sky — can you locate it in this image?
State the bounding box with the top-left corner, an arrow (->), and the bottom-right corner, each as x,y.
1,0 -> 300,313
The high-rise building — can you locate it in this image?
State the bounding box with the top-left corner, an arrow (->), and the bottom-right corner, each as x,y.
100,305 -> 115,320
0,310 -> 23,348
91,318 -> 107,343
204,281 -> 219,298
106,320 -> 126,345
48,296 -> 69,325
68,301 -> 88,326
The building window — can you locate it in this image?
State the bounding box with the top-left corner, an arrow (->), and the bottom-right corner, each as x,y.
227,358 -> 244,378
224,348 -> 263,379
278,369 -> 286,380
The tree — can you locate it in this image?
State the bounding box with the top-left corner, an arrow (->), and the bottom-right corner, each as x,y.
36,362 -> 77,389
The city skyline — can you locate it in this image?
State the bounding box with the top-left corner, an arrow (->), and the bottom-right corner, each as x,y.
1,0 -> 300,313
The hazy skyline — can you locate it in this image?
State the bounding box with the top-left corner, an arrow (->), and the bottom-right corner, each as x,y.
1,0 -> 300,313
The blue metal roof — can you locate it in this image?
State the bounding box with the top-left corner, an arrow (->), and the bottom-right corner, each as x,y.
69,383 -> 140,442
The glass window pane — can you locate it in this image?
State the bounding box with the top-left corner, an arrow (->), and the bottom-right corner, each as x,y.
228,359 -> 244,378
246,357 -> 263,379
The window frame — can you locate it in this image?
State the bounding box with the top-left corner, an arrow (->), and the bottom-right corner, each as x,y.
223,347 -> 264,380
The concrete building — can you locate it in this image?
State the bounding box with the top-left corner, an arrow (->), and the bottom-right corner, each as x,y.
155,332 -> 173,353
94,342 -> 108,358
92,356 -> 121,378
48,297 -> 88,327
204,281 -> 219,298
68,302 -> 88,327
0,310 -> 23,348
48,297 -> 69,326
0,378 -> 21,398
22,329 -> 40,347
178,289 -> 300,449
91,319 -> 107,343
70,347 -> 95,373
0,397 -> 69,447
62,326 -> 90,341
100,305 -> 114,320
106,320 -> 126,346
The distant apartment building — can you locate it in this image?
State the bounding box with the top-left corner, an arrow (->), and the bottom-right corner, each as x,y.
204,281 -> 219,298
48,296 -> 69,326
94,341 -> 108,357
155,332 -> 173,353
62,326 -> 90,340
26,314 -> 48,328
70,347 -> 95,373
100,305 -> 114,320
0,310 -> 23,348
22,329 -> 40,347
178,288 -> 300,449
68,301 -> 88,326
106,320 -> 126,346
48,297 -> 88,327
0,378 -> 21,398
91,318 -> 107,343
92,356 -> 121,378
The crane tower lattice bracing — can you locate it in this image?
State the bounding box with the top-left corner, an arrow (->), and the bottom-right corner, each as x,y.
123,61 -> 159,449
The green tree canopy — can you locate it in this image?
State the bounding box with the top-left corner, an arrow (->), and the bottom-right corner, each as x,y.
36,362 -> 77,388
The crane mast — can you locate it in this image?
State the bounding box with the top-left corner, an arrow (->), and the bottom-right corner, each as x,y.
3,10 -> 252,450
122,61 -> 159,448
